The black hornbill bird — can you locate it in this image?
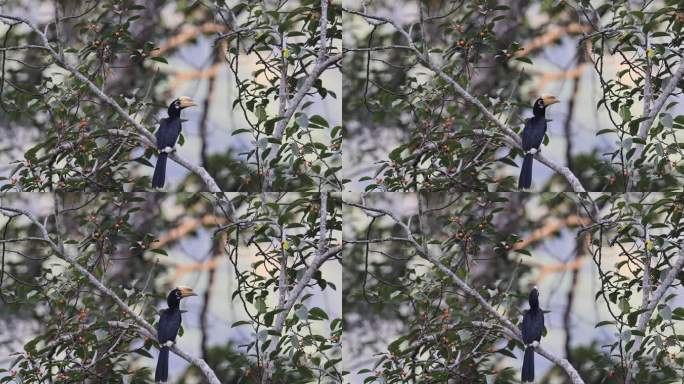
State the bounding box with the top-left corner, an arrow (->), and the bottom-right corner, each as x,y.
518,95 -> 560,189
152,96 -> 197,189
155,286 -> 197,383
521,286 -> 544,383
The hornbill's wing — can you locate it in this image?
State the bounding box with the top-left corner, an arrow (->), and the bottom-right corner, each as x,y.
521,311 -> 533,344
521,118 -> 534,151
522,311 -> 544,344
523,117 -> 547,151
155,118 -> 166,147
157,309 -> 182,343
537,312 -> 545,342
156,118 -> 182,149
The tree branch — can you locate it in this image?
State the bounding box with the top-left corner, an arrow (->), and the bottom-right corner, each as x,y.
263,0 -> 342,190
343,7 -> 587,192
344,199 -> 586,384
0,204 -> 221,384
261,194 -> 339,383
633,58 -> 684,164
0,14 -> 221,191
625,238 -> 684,384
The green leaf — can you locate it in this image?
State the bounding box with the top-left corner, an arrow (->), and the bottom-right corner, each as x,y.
620,106 -> 632,122
388,146 -> 404,162
308,115 -> 329,128
595,320 -> 615,328
256,298 -> 266,313
232,128 -> 251,135
308,307 -> 328,320
150,56 -> 168,64
496,348 -> 517,358
134,348 -> 153,358
231,320 -> 251,328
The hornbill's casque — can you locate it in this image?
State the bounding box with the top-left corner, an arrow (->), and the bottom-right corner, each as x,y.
518,95 -> 560,190
155,286 -> 197,383
152,96 -> 197,189
521,286 -> 544,383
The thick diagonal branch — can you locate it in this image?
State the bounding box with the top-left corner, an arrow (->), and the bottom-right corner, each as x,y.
260,194 -> 339,383
344,199 -> 586,384
0,14 -> 221,191
625,241 -> 684,384
263,0 -> 342,190
0,205 -> 221,384
343,7 -> 586,192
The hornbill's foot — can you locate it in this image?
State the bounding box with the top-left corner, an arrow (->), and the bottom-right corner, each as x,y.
164,340 -> 175,348
161,146 -> 176,154
526,148 -> 538,155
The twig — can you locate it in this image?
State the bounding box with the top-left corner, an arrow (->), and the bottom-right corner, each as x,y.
625,232 -> 684,384
0,14 -> 221,191
0,204 -> 222,384
343,7 -> 586,192
263,0 -> 342,190
632,57 -> 684,164
260,194 -> 338,383
344,199 -> 586,384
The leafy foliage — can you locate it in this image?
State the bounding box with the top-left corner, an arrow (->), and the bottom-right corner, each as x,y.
221,193 -> 342,382
587,0 -> 684,191
0,192 -> 341,383
344,0 -> 684,192
344,192 -> 684,383
0,0 -> 341,192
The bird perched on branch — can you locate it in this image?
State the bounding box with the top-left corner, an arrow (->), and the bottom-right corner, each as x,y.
155,286 -> 197,383
152,96 -> 197,189
521,286 -> 544,383
518,95 -> 560,189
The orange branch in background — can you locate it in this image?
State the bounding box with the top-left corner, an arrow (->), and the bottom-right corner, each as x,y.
152,214 -> 227,250
513,215 -> 592,282
166,41 -> 228,89
536,64 -> 588,91
536,258 -> 585,282
149,22 -> 230,89
171,232 -> 229,282
516,23 -> 592,58
147,215 -> 231,283
172,253 -> 223,283
170,63 -> 223,89
153,23 -> 227,56
514,215 -> 591,250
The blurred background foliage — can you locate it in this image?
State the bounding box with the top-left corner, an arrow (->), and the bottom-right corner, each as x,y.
343,0 -> 684,192
0,0 -> 341,192
0,192 -> 341,383
343,192 -> 684,383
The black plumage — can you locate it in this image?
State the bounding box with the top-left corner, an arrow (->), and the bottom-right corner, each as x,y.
155,286 -> 196,383
521,286 -> 544,383
518,96 -> 559,189
152,96 -> 196,188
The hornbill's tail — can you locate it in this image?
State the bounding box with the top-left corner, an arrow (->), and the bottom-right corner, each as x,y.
518,153 -> 533,189
521,345 -> 535,382
152,153 -> 168,188
155,346 -> 169,382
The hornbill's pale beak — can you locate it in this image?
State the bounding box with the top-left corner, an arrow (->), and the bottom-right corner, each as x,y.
541,95 -> 560,106
177,286 -> 197,297
178,96 -> 197,109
